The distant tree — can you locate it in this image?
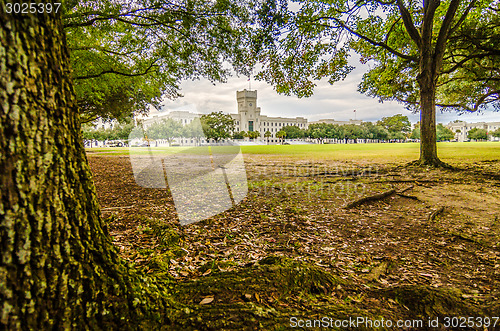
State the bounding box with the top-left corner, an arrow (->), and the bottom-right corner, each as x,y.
389,131 -> 407,141
343,124 -> 367,140
468,128 -> 488,141
282,125 -> 305,139
363,122 -> 390,140
436,124 -> 455,141
276,130 -> 287,144
232,131 -> 245,140
491,128 -> 500,138
81,121 -> 135,143
264,130 -> 272,144
306,123 -> 329,142
247,131 -> 260,141
182,119 -> 205,145
377,115 -> 412,136
146,118 -> 184,146
410,124 -> 421,140
200,112 -> 235,142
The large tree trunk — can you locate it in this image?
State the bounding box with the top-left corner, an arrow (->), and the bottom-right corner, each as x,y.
418,82 -> 440,165
0,5 -> 167,329
417,52 -> 445,167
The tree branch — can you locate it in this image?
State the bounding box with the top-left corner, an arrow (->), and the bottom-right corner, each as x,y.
450,0 -> 477,34
435,0 -> 461,67
314,17 -> 418,61
441,52 -> 498,74
421,0 -> 439,46
396,0 -> 422,49
75,59 -> 159,80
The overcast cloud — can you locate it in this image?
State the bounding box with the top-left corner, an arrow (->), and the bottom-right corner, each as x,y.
160,57 -> 500,125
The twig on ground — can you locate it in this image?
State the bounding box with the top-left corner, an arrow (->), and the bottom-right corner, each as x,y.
428,206 -> 445,222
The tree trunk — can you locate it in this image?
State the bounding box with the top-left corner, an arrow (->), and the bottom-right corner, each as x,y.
417,54 -> 445,167
0,6 -> 167,329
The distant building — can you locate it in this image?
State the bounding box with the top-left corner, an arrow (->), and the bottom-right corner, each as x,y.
309,119 -> 363,126
138,110 -> 198,129
446,120 -> 500,142
131,89 -> 366,144
230,90 -> 307,142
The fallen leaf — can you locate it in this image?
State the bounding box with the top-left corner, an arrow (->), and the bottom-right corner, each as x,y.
199,297 -> 214,305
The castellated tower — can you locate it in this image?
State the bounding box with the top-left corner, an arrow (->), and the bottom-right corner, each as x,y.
236,89 -> 261,132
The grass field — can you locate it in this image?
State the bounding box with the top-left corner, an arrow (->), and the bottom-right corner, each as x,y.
87,141 -> 500,164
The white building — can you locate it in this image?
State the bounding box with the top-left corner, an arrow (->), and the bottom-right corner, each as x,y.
309,118 -> 363,126
446,120 -> 500,142
130,89 -> 366,144
230,90 -> 307,142
137,109 -> 198,129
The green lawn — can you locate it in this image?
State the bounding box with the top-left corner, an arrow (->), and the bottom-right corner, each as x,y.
86,142 -> 500,163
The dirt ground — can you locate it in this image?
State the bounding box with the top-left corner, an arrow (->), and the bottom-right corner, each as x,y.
87,152 -> 500,330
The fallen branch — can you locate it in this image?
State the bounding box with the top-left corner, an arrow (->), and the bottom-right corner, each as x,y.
428,207 -> 445,222
344,189 -> 396,209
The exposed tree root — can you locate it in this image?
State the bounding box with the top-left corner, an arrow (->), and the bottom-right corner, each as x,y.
396,193 -> 421,201
377,285 -> 478,318
406,159 -> 455,169
399,185 -> 414,193
344,189 -> 396,208
166,257 -> 486,329
448,231 -> 486,246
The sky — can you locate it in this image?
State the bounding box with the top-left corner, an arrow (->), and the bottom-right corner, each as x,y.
159,56 -> 500,125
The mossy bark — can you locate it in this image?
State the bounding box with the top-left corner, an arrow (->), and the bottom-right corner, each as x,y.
418,52 -> 443,167
0,5 -> 169,329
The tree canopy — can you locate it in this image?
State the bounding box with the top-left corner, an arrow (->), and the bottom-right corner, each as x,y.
377,114 -> 411,135
282,125 -> 305,139
468,127 -> 488,140
200,111 -> 235,141
63,0 -> 254,123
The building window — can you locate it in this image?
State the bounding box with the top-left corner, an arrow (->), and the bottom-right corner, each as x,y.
249,121 -> 254,132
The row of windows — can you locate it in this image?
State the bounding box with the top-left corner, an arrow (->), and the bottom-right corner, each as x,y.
459,126 -> 498,130
236,121 -> 305,128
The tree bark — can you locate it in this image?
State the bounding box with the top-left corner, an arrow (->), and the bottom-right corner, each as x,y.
418,77 -> 440,165
417,46 -> 445,167
0,4 -> 167,329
